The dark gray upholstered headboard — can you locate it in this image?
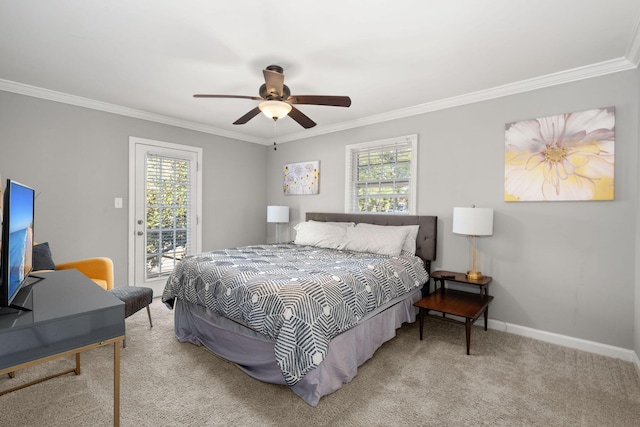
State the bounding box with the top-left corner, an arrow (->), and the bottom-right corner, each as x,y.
305,213 -> 437,269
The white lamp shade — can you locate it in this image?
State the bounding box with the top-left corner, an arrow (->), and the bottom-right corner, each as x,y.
259,100 -> 292,120
267,206 -> 289,223
452,207 -> 494,236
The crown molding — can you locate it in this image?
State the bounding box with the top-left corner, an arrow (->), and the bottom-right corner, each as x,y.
627,17 -> 640,66
1,55 -> 637,147
0,79 -> 264,144
277,57 -> 637,144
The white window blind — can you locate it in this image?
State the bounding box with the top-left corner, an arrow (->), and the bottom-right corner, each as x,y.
345,135 -> 418,214
145,153 -> 192,279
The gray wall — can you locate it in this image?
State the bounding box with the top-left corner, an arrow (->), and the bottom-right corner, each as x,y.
267,69 -> 640,350
1,68 -> 637,352
0,91 -> 268,286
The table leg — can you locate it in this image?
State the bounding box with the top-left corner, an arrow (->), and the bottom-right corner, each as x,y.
114,342 -> 120,427
75,353 -> 81,375
465,318 -> 471,355
418,308 -> 424,340
484,306 -> 489,331
439,280 -> 446,318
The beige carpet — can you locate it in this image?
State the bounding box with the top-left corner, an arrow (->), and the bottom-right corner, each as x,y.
1,298 -> 639,427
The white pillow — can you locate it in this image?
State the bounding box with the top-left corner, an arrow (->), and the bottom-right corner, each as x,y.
309,220 -> 355,230
356,223 -> 419,254
294,221 -> 347,249
339,223 -> 410,256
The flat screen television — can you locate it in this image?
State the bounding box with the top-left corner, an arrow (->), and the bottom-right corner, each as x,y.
0,179 -> 36,312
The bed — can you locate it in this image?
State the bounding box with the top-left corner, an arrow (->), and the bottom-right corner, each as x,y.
162,212 -> 437,406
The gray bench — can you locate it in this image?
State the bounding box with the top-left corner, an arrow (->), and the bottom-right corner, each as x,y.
108,286 -> 153,347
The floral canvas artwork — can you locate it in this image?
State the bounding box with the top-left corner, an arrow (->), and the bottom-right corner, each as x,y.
284,161 -> 320,195
504,107 -> 615,201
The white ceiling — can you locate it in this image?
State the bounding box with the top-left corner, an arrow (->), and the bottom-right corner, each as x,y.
1,1 -> 639,145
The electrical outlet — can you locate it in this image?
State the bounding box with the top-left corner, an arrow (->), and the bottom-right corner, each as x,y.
114,197 -> 123,209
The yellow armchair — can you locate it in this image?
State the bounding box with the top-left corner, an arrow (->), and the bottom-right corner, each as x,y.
55,257 -> 114,291
32,242 -> 115,290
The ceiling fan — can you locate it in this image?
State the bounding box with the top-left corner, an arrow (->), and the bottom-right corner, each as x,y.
193,65 -> 351,129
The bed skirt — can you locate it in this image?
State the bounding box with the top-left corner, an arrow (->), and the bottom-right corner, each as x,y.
173,288 -> 422,406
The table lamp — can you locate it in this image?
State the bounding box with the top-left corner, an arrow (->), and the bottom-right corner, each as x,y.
267,206 -> 289,243
452,206 -> 494,280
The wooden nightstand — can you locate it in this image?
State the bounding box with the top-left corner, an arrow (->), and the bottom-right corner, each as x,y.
413,270 -> 494,355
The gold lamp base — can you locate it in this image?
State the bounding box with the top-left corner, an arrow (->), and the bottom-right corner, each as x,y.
466,235 -> 484,281
466,270 -> 484,281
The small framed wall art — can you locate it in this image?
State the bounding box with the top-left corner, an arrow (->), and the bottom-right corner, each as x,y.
504,107 -> 615,202
284,160 -> 319,195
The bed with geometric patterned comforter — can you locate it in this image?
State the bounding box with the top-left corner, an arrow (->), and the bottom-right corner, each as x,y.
162,243 -> 428,385
161,213 -> 437,406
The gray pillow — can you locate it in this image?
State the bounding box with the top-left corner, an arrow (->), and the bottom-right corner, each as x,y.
33,242 -> 56,270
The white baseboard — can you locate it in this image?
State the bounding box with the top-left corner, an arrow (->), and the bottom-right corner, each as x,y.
486,319 -> 640,368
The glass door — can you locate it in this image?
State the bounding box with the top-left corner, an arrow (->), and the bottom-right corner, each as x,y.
129,137 -> 202,296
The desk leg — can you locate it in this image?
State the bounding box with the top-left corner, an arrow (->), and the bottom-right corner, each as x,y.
418,308 -> 424,340
114,342 -> 120,427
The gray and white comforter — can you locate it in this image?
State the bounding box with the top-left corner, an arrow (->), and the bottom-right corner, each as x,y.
162,243 -> 428,385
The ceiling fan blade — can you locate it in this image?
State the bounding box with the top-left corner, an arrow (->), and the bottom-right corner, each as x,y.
288,106 -> 317,129
233,107 -> 261,125
263,68 -> 285,98
287,95 -> 351,107
194,94 -> 262,100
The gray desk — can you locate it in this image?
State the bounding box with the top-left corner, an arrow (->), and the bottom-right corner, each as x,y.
0,269 -> 125,426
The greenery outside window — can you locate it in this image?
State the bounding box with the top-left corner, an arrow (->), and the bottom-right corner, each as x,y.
344,134 -> 418,214
145,153 -> 191,278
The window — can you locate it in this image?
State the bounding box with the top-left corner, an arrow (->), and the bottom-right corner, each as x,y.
345,134 -> 418,214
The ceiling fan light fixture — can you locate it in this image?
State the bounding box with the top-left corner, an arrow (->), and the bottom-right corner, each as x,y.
259,100 -> 292,120
196,65 -> 348,128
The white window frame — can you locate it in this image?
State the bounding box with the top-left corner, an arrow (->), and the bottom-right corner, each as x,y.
344,134 -> 418,214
